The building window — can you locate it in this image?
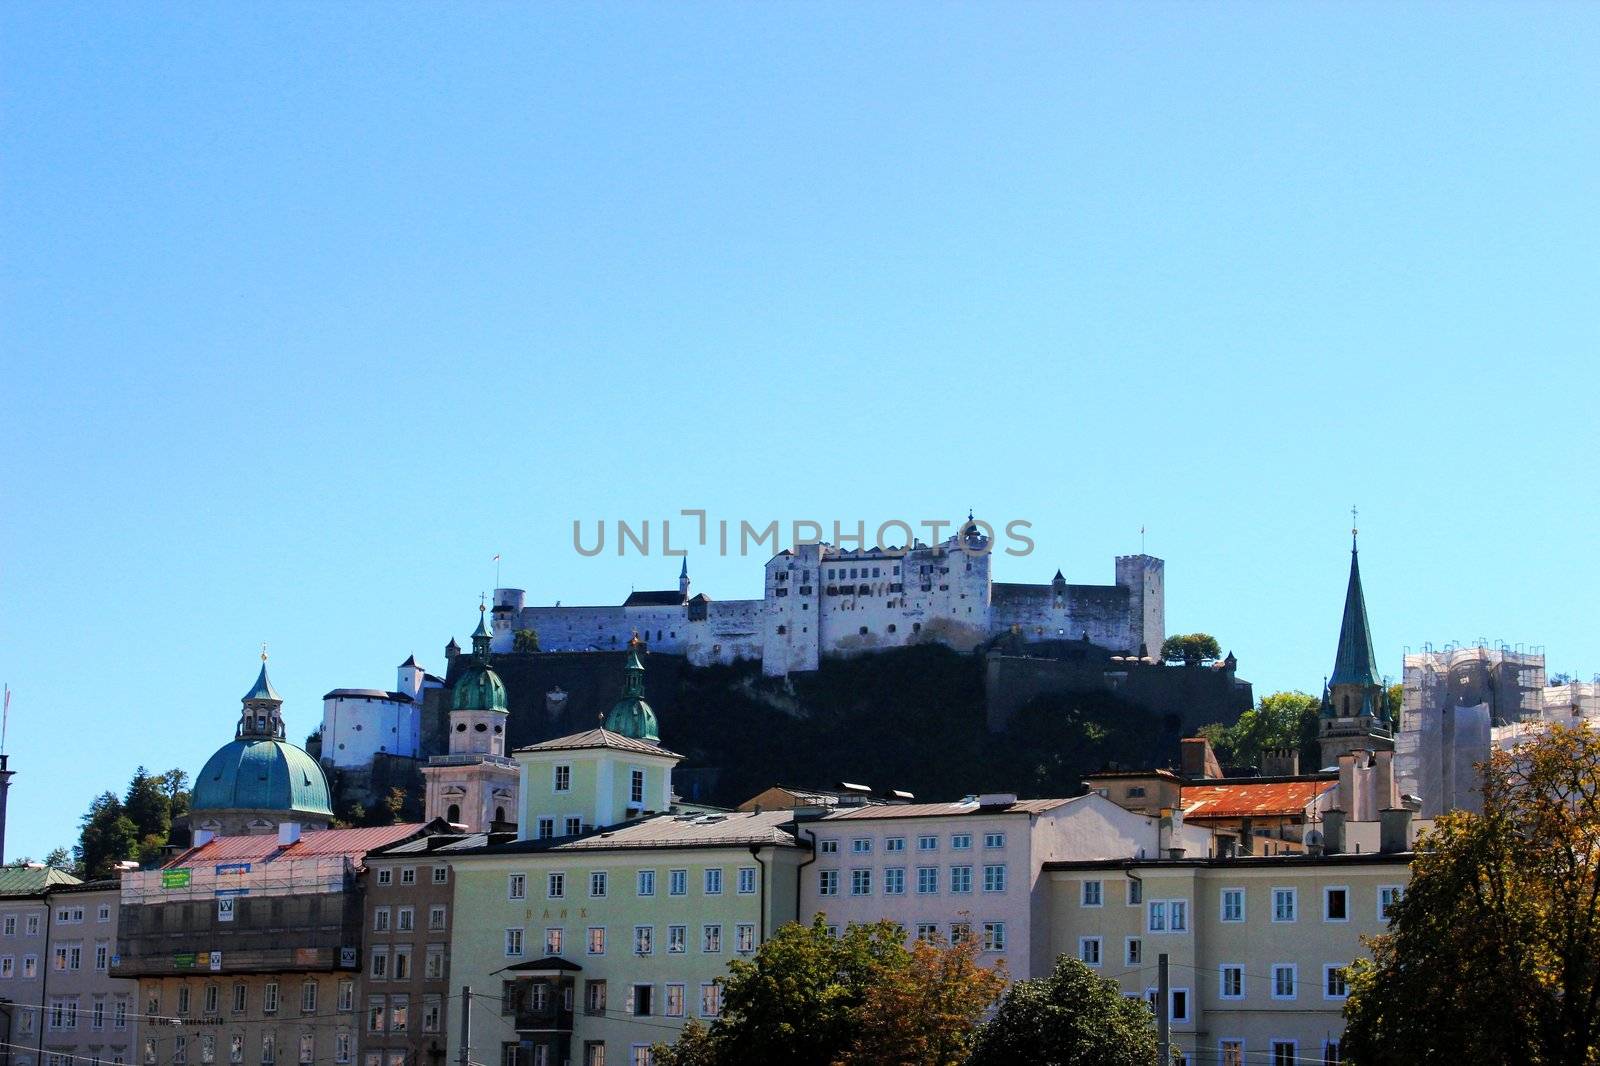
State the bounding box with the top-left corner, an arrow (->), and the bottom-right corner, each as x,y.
736,923 -> 755,953
885,836 -> 905,852
668,925 -> 686,953
665,984 -> 685,1017
1126,937 -> 1142,965
1271,964 -> 1297,1000
584,980 -> 607,1015
1221,887 -> 1245,922
630,984 -> 654,1017
1170,988 -> 1190,1023
508,874 -> 527,900
700,983 -> 722,1018
264,982 -> 280,1014
1324,886 -> 1349,922
338,981 -> 354,1013
851,869 -> 873,896
548,872 -> 566,899
982,864 -> 1006,893
949,921 -> 971,945
1079,937 -> 1102,966
983,832 -> 1005,848
630,769 -> 646,806
1219,1040 -> 1243,1066
1324,1040 -> 1342,1064
852,838 -> 873,854
1220,964 -> 1244,999
397,906 -> 414,931
918,834 -> 938,851
950,865 -> 973,893
1082,880 -> 1103,906
1378,884 -> 1404,920
204,985 -> 220,1015
916,866 -> 938,894
400,867 -> 416,885
584,1043 -> 606,1066
1325,965 -> 1349,999
704,868 -> 723,895
638,870 -> 656,896
555,765 -> 571,792
1271,1042 -> 1298,1066
915,923 -> 939,943
367,996 -> 386,1033
634,926 -> 654,956
588,927 -> 606,955
505,928 -> 524,957
982,922 -> 1006,951
429,905 -> 448,931
818,870 -> 839,896
566,816 -> 583,835
1272,887 -> 1297,923
370,949 -> 390,979
537,817 -> 555,839
374,907 -> 391,932
669,869 -> 688,896
377,869 -> 392,886
884,867 -> 906,895
432,865 -> 449,884
232,983 -> 247,1013
702,925 -> 722,953
737,866 -> 757,894
951,833 -> 972,850
1127,879 -> 1142,905
819,839 -> 839,855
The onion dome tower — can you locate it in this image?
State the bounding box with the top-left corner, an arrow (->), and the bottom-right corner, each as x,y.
602,635 -> 659,743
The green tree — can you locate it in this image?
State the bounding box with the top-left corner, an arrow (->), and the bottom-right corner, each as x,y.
1342,723 -> 1600,1065
1159,633 -> 1221,663
124,766 -> 172,843
967,955 -> 1158,1066
652,917 -> 1000,1066
76,792 -> 139,878
43,847 -> 76,872
512,628 -> 541,653
1197,690 -> 1321,769
1386,682 -> 1404,731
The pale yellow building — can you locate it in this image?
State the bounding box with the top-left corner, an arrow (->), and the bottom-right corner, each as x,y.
1045,851 -> 1411,1066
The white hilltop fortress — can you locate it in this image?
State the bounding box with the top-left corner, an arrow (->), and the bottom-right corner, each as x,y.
491,521 -> 1165,677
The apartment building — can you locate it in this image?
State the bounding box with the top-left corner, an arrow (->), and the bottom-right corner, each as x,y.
358,836 -> 460,1066
1045,850 -> 1412,1065
0,866 -> 88,1066
802,791 -> 1211,982
39,879 -> 138,1066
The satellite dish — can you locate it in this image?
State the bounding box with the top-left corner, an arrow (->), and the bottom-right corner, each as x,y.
1304,830 -> 1325,848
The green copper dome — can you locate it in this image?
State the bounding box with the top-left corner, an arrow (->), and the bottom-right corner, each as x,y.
452,603 -> 508,712
192,738 -> 333,818
602,638 -> 659,742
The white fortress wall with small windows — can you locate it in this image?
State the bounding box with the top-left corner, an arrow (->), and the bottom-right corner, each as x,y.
320,693 -> 421,768
487,532 -> 1163,676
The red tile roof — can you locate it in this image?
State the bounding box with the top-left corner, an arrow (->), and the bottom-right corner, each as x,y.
164,824 -> 428,868
1182,780 -> 1334,819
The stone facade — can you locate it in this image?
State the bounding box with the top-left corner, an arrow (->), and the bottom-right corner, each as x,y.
358,848 -> 457,1066
491,529 -> 1164,678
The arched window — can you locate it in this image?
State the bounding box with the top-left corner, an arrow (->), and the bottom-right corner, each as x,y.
495,806 -> 506,824
446,804 -> 460,824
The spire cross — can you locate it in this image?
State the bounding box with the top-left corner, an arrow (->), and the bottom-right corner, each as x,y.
1351,505 -> 1359,548
260,642 -> 268,663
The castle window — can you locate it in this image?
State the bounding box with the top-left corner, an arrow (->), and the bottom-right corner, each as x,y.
475,723 -> 487,732
859,626 -> 868,635
777,626 -> 786,635
887,624 -> 897,633
913,623 -> 922,633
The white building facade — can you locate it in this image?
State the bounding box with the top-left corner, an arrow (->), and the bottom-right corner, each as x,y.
319,655 -> 442,770
799,792 -> 1209,982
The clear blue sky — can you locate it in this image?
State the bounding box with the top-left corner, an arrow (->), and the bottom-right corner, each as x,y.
3,4 -> 1596,861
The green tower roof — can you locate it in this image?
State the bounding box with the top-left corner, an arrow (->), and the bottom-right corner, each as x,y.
453,603 -> 508,712
602,637 -> 659,742
243,661 -> 281,703
1330,536 -> 1382,690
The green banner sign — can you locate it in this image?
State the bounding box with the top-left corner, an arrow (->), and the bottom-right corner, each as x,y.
162,868 -> 192,889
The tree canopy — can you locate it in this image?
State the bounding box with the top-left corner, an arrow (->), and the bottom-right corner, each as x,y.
512,628 -> 541,653
651,917 -> 1004,1066
967,955 -> 1158,1066
1197,690 -> 1321,770
1159,633 -> 1221,663
1342,723 -> 1600,1065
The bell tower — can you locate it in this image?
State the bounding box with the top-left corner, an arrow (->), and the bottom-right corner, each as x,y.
1318,514 -> 1395,768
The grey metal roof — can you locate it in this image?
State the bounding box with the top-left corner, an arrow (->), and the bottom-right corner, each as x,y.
514,728 -> 682,759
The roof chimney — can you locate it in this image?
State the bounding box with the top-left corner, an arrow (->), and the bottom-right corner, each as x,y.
1379,808 -> 1412,854
277,822 -> 302,846
1180,737 -> 1222,780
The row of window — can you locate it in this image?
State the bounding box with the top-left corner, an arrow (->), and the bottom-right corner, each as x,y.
505,922 -> 757,958
1073,938 -> 1352,1000
149,979 -> 357,1016
364,992 -> 442,1034
1218,1039 -> 1343,1066
816,863 -> 1007,897
368,944 -> 448,981
143,1030 -> 351,1065
51,903 -> 112,923
372,866 -> 449,887
508,867 -> 758,901
43,996 -> 131,1031
371,905 -> 447,932
0,913 -> 44,937
819,831 -> 1005,855
1078,879 -> 1405,925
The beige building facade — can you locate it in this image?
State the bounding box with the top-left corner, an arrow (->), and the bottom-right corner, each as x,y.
1046,853 -> 1411,1065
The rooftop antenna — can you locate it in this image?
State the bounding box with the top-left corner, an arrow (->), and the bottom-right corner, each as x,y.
493,553 -> 501,590
1141,524 -> 1146,554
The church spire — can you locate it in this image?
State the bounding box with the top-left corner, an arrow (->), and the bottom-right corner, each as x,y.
602,634 -> 659,742
1330,522 -> 1381,690
470,599 -> 493,662
238,648 -> 286,740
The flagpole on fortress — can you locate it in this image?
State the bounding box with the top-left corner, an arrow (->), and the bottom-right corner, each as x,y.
493,553 -> 501,590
